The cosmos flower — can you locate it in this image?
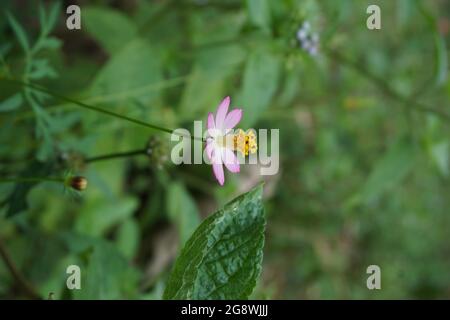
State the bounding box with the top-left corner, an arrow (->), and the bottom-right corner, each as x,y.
205,96 -> 257,185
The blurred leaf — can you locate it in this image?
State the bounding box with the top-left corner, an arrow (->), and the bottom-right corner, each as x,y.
0,43 -> 12,57
164,184 -> 265,300
39,2 -> 61,35
72,240 -> 139,299
83,7 -> 138,54
75,197 -> 138,236
116,218 -> 140,259
434,34 -> 448,86
4,160 -> 55,218
246,0 -> 271,31
180,67 -> 225,119
6,12 -> 29,52
430,141 -> 449,177
418,2 -> 448,86
0,93 -> 23,112
360,140 -> 416,203
36,37 -> 62,51
29,59 -> 58,80
166,182 -> 201,245
240,50 -> 281,127
45,2 -> 61,34
89,39 -> 162,105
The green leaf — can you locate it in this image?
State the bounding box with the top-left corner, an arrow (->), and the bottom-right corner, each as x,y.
72,239 -> 139,299
36,37 -> 62,51
116,218 -> 140,259
359,140 -> 416,203
6,12 -> 29,52
163,184 -> 265,300
434,34 -> 448,86
4,160 -> 55,218
0,93 -> 23,112
75,196 -> 138,237
45,2 -> 61,34
240,50 -> 281,127
430,140 -> 449,177
83,7 -> 138,54
166,182 -> 201,245
89,39 -> 162,105
246,0 -> 271,31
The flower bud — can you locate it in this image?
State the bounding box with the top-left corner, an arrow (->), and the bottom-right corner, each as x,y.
69,176 -> 87,191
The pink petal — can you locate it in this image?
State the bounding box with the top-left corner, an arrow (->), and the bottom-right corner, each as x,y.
205,141 -> 214,161
222,148 -> 240,173
207,112 -> 215,130
212,162 -> 225,185
223,109 -> 242,130
215,96 -> 230,130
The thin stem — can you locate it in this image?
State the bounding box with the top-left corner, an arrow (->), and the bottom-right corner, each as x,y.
325,48 -> 450,122
0,237 -> 41,299
85,149 -> 147,163
1,78 -> 205,142
0,177 -> 64,184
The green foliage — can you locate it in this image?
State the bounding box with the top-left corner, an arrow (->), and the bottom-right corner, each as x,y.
358,140 -> 416,204
164,184 -> 265,300
0,93 -> 23,112
240,49 -> 281,127
166,182 -> 201,245
83,7 -> 138,55
1,0 -> 449,300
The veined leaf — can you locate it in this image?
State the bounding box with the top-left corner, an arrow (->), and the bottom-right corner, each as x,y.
163,184 -> 265,300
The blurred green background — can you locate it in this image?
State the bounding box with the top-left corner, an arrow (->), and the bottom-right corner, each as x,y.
1,0 -> 450,299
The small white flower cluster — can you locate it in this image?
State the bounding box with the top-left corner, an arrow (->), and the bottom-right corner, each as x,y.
296,21 -> 319,56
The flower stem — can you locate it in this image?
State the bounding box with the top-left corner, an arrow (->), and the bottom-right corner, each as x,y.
323,47 -> 450,122
1,78 -> 205,142
0,177 -> 64,184
85,148 -> 148,163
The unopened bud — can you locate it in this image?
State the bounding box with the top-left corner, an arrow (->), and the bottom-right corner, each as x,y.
69,176 -> 87,191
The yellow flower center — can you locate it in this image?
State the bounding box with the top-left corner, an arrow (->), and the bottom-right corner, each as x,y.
232,129 -> 258,156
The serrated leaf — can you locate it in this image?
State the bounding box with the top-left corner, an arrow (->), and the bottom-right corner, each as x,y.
167,182 -> 201,245
0,93 -> 23,112
6,12 -> 29,52
163,184 -> 265,300
240,50 -> 281,127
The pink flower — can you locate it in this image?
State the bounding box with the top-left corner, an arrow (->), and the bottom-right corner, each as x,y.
206,96 -> 243,186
